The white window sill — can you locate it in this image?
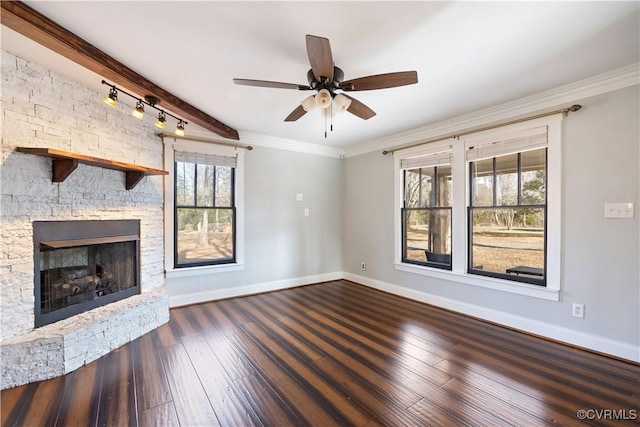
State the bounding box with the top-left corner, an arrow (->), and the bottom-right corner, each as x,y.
394,262 -> 559,301
166,262 -> 244,279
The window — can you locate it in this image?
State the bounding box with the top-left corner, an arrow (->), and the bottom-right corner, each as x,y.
468,148 -> 546,285
164,140 -> 244,275
174,151 -> 236,268
394,115 -> 562,300
401,152 -> 453,269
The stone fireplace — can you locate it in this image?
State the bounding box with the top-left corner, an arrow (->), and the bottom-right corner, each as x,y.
1,50 -> 169,389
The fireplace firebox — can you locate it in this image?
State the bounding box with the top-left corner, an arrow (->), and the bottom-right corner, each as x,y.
33,220 -> 140,327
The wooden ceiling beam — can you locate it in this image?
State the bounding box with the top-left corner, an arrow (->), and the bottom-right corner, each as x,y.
0,1 -> 239,140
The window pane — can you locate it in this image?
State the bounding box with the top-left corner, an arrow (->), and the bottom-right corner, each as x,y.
196,164 -> 214,207
470,207 -> 544,278
176,162 -> 195,206
436,165 -> 452,207
495,153 -> 518,206
176,208 -> 234,265
403,208 -> 452,268
521,149 -> 546,204
405,169 -> 421,208
215,166 -> 232,207
419,168 -> 434,207
472,159 -> 493,206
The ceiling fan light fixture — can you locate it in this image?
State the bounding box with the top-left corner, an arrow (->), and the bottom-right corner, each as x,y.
333,93 -> 351,112
301,95 -> 316,112
315,89 -> 332,109
131,101 -> 145,120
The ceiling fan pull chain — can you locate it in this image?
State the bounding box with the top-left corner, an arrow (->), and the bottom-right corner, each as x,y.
324,110 -> 328,138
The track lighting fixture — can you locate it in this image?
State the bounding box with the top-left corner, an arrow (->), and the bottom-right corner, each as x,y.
154,112 -> 167,129
101,80 -> 188,135
175,120 -> 186,136
132,101 -> 145,120
103,87 -> 118,108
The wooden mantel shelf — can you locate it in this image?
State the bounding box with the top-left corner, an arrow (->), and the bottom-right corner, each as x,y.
16,147 -> 168,190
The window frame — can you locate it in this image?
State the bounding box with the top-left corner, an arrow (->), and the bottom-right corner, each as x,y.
394,115 -> 562,301
164,139 -> 244,278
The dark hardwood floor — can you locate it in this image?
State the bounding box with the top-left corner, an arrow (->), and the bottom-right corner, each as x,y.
2,280 -> 639,426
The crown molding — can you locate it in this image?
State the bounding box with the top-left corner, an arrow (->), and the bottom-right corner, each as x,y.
344,62 -> 640,158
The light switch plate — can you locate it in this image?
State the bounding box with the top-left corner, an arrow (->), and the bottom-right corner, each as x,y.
604,202 -> 634,219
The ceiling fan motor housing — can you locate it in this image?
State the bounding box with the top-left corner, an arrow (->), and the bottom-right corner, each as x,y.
307,66 -> 345,93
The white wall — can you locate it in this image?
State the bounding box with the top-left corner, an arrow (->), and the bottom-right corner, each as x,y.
164,145 -> 344,305
343,85 -> 640,360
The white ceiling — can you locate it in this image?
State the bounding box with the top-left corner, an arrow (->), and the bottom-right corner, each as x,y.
2,1 -> 639,150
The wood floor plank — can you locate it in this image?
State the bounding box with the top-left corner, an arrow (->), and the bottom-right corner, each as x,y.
180,333 -> 262,427
1,383 -> 34,426
95,346 -> 137,427
233,373 -> 305,427
433,358 -> 583,425
2,377 -> 65,427
271,292 -> 453,394
240,319 -> 374,426
227,333 -> 344,426
138,401 -> 179,427
277,312 -> 424,409
160,342 -> 220,426
55,357 -> 103,427
130,331 -> 173,411
155,316 -> 180,348
313,356 -> 463,427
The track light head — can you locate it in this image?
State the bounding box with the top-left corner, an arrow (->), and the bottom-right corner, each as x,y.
132,101 -> 145,120
103,87 -> 118,108
154,111 -> 167,129
175,120 -> 186,136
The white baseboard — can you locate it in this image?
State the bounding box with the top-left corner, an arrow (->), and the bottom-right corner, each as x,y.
344,272 -> 640,363
168,271 -> 343,307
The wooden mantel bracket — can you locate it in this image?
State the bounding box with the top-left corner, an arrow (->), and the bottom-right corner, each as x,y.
17,147 -> 168,190
0,1 -> 240,141
52,158 -> 78,183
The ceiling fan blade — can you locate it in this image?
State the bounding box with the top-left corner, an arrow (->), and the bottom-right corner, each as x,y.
306,35 -> 334,82
343,94 -> 376,120
340,71 -> 418,91
284,105 -> 307,122
233,78 -> 311,90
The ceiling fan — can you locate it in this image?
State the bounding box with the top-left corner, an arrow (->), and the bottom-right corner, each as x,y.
233,35 -> 418,123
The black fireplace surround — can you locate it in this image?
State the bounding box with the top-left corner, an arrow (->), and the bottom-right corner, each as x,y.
33,220 -> 140,328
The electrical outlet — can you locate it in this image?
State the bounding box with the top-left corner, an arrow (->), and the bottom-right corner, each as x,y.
572,303 -> 585,319
361,262 -> 366,271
